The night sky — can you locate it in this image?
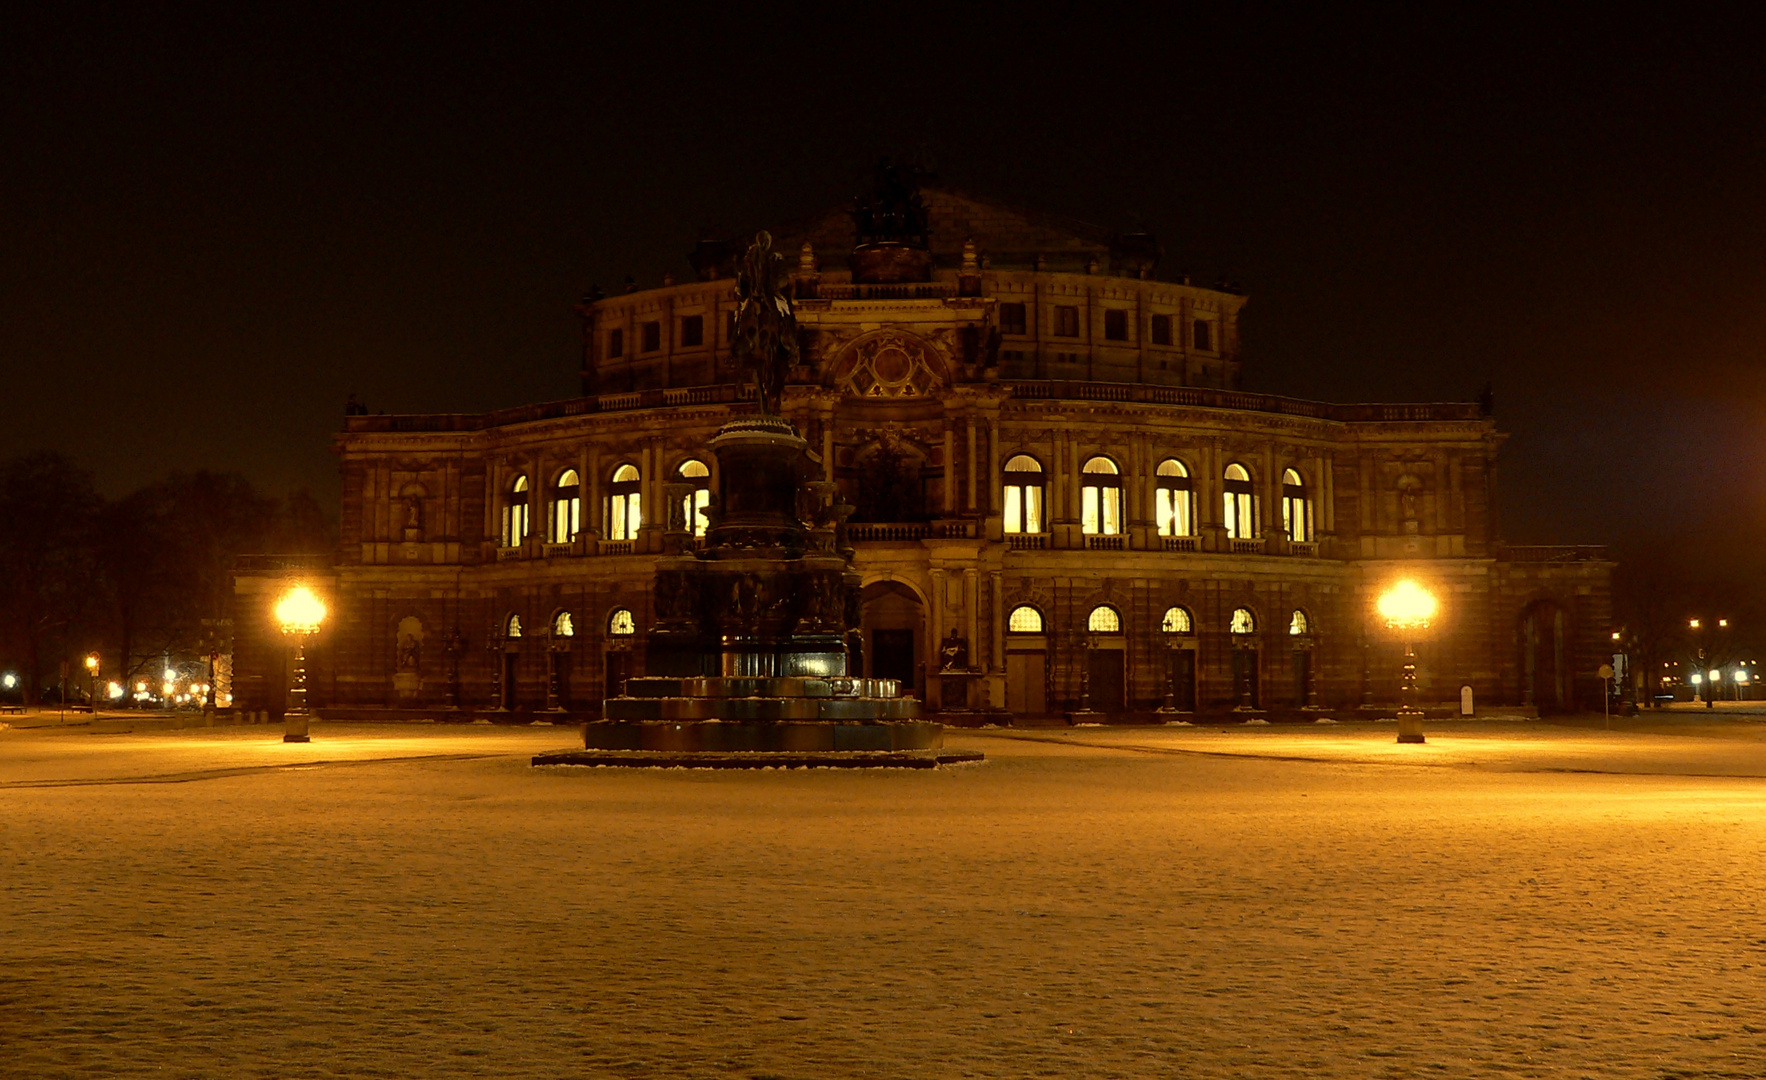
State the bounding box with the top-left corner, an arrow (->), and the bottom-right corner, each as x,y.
6,7 -> 1763,576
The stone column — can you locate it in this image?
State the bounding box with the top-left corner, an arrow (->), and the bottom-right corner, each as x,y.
928,568 -> 946,709
943,423 -> 956,516
990,570 -> 1005,675
966,417 -> 977,513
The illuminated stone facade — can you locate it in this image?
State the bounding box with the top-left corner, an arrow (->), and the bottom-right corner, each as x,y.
233,187 -> 1613,719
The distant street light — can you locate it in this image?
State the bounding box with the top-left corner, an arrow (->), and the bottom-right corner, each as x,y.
83,654 -> 99,711
275,585 -> 327,743
1378,579 -> 1437,744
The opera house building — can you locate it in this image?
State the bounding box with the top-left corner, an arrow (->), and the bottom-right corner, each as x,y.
232,184 -> 1611,721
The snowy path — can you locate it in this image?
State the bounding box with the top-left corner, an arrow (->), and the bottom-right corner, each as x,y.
3,721 -> 1764,1077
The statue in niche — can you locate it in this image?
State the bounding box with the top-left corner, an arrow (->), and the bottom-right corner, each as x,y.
940,629 -> 969,672
395,617 -> 424,672
731,231 -> 800,417
1397,475 -> 1422,521
402,494 -> 424,541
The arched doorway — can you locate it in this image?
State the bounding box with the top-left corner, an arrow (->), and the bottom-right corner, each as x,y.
1521,600 -> 1566,711
1005,604 -> 1048,717
862,580 -> 925,696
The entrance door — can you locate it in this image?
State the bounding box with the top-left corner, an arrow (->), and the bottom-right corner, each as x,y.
873,629 -> 916,693
501,652 -> 519,710
1088,648 -> 1125,712
1169,649 -> 1196,711
1292,650 -> 1311,707
1006,650 -> 1046,716
551,652 -> 570,708
604,650 -> 632,698
1231,648 -> 1260,708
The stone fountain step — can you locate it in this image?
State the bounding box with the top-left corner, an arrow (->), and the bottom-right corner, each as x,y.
579,718 -> 941,753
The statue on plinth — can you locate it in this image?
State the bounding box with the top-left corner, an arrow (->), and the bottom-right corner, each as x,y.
731,231 -> 799,417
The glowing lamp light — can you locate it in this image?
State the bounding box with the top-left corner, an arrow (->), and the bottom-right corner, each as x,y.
1720,619 -> 1729,628
2,673 -> 15,689
107,681 -> 123,700
163,668 -> 175,681
1690,619 -> 1701,629
275,585 -> 327,635
135,681 -> 147,693
1737,670 -> 1750,684
1377,580 -> 1438,630
84,654 -> 98,671
1710,669 -> 1721,682
1691,673 -> 1704,685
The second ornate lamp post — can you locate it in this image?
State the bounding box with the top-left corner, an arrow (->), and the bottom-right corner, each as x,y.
275,585 -> 327,743
1378,579 -> 1437,744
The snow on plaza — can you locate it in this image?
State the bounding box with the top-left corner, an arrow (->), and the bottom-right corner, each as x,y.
4,713 -> 1766,1078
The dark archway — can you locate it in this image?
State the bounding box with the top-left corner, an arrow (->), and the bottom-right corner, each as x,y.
861,580 -> 925,695
1521,600 -> 1567,712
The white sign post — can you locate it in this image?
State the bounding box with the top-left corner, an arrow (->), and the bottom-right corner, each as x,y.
1598,663 -> 1615,728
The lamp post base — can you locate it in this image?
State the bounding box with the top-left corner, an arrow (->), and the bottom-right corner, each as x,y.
1396,708 -> 1425,744
284,712 -> 310,743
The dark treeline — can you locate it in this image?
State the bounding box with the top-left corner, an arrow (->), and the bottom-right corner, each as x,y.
1611,539 -> 1766,704
0,452 -> 332,704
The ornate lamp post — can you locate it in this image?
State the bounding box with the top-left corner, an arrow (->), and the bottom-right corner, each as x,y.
1378,579 -> 1437,745
274,585 -> 327,743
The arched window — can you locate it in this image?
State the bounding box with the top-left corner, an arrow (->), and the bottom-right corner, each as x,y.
553,611 -> 575,637
1230,607 -> 1257,635
501,476 -> 530,548
504,613 -> 523,639
1281,468 -> 1312,543
550,470 -> 581,544
1155,458 -> 1194,537
1002,455 -> 1044,534
1223,463 -> 1255,540
1007,605 -> 1044,633
678,459 -> 711,537
1087,605 -> 1121,633
1289,609 -> 1309,636
1162,606 -> 1193,634
1081,457 -> 1122,536
607,608 -> 637,636
606,464 -> 641,541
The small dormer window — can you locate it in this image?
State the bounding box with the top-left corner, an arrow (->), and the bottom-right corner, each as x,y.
999,302 -> 1027,335
1054,305 -> 1079,337
1150,314 -> 1172,346
641,321 -> 661,352
607,328 -> 624,359
680,314 -> 703,347
1103,309 -> 1128,340
1193,319 -> 1213,351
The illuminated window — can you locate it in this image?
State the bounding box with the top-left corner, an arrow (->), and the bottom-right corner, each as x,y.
1081,457 -> 1122,536
502,476 -> 530,547
1162,606 -> 1193,634
1103,309 -> 1128,340
679,314 -> 703,347
678,459 -> 711,537
550,469 -> 581,543
1194,319 -> 1213,351
1008,605 -> 1044,633
999,302 -> 1027,335
1223,463 -> 1254,540
1054,305 -> 1080,337
1281,468 -> 1312,543
1230,607 -> 1256,635
1002,455 -> 1045,534
553,611 -> 575,637
1289,609 -> 1309,636
608,609 -> 637,636
1087,605 -> 1121,633
641,321 -> 661,352
505,614 -> 523,639
1150,314 -> 1172,346
1155,458 -> 1194,537
606,464 -> 642,541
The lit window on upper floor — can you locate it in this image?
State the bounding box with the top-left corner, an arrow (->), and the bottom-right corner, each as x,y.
1193,319 -> 1213,351
680,314 -> 703,347
1223,463 -> 1254,540
999,302 -> 1027,335
678,459 -> 711,537
1289,609 -> 1310,636
1150,314 -> 1172,346
1230,607 -> 1256,635
608,609 -> 637,637
502,475 -> 530,548
1162,606 -> 1193,634
1087,605 -> 1121,634
1281,468 -> 1313,543
1053,305 -> 1079,337
550,470 -> 580,544
641,321 -> 661,353
1155,459 -> 1194,537
606,464 -> 641,541
1103,309 -> 1127,341
1002,455 -> 1044,534
1081,457 -> 1122,536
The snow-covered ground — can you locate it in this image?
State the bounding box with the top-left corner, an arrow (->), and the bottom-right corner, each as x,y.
4,717 -> 1765,1078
